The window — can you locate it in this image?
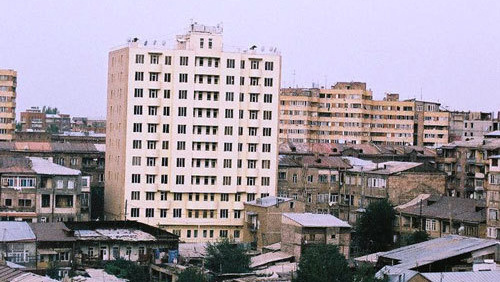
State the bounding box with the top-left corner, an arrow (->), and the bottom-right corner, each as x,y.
262,177 -> 270,186
250,77 -> 259,86
131,174 -> 141,183
150,54 -> 159,64
130,208 -> 139,217
178,90 -> 187,99
220,209 -> 228,218
149,72 -> 159,81
265,61 -> 274,70
164,73 -> 171,82
225,109 -> 233,118
262,160 -> 270,169
174,193 -> 182,201
133,123 -> 142,133
180,56 -> 189,66
18,199 -> 31,207
147,140 -> 157,149
224,143 -> 232,152
200,38 -> 204,48
226,76 -> 235,85
179,73 -> 188,83
221,193 -> 229,201
160,209 -> 167,218
262,144 -> 271,152
251,60 -> 259,69
208,38 -> 213,49
227,59 -> 235,68
165,56 -> 172,65
263,111 -> 272,120
263,127 -> 272,136
249,127 -> 258,136
264,94 -> 273,103
146,174 -> 156,184
264,78 -> 273,87
178,107 -> 187,117
178,124 -> 186,134
425,219 -> 437,231
247,177 -> 256,186
489,209 -> 499,221
56,180 -> 64,189
249,110 -> 258,119
134,88 -> 143,98
41,195 -> 50,207
131,191 -> 140,200
176,175 -> 185,184
247,193 -> 256,201
250,93 -> 259,102
220,230 -> 228,238
145,208 -> 154,217
173,208 -> 182,218
146,192 -> 155,201
135,54 -> 144,64
225,92 -> 234,101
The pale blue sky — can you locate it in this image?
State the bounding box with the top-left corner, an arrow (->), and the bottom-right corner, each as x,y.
1,0 -> 499,118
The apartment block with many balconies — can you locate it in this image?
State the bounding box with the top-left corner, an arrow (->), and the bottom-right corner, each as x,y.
279,84 -> 449,147
105,23 -> 281,242
0,69 -> 17,141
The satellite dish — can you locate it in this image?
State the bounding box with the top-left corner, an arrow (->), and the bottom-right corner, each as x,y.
144,40 -> 148,46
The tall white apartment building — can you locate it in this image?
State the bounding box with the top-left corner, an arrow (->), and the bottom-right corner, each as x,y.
105,24 -> 281,242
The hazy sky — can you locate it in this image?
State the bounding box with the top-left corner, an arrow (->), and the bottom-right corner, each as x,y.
1,0 -> 499,118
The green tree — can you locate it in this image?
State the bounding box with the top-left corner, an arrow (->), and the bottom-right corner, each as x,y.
177,267 -> 207,282
353,264 -> 388,282
354,199 -> 396,255
42,106 -> 59,114
205,238 -> 250,274
294,244 -> 351,282
400,230 -> 429,246
104,259 -> 149,282
46,124 -> 59,134
45,262 -> 60,280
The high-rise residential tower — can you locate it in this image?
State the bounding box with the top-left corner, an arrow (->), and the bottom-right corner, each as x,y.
0,69 -> 17,141
105,24 -> 281,242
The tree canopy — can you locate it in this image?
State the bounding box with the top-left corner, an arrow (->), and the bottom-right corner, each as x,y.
177,267 -> 207,282
294,244 -> 351,282
204,239 -> 250,274
354,199 -> 396,255
104,259 -> 149,282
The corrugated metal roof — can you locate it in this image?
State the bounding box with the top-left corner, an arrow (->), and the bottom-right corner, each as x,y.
29,222 -> 75,242
0,265 -> 57,281
74,228 -> 156,241
379,235 -> 499,270
0,222 -> 36,242
250,251 -> 294,268
28,157 -> 80,175
422,271 -> 500,282
283,213 -> 351,228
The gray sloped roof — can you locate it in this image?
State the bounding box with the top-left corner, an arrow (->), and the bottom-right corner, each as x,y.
422,271 -> 500,282
379,235 -> 499,270
283,213 -> 351,228
0,222 -> 36,242
28,157 -> 80,175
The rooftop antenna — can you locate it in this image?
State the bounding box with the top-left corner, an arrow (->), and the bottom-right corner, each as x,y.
420,87 -> 423,101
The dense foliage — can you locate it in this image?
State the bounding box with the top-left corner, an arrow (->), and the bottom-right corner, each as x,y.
354,199 -> 396,254
104,259 -> 149,282
400,230 -> 429,246
177,267 -> 208,282
204,239 -> 250,274
294,244 -> 351,282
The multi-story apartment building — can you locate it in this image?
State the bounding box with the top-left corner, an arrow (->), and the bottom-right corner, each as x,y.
0,156 -> 86,222
279,84 -> 449,147
0,141 -> 105,219
105,23 -> 281,242
484,140 -> 500,239
449,111 -> 496,142
0,69 -> 17,141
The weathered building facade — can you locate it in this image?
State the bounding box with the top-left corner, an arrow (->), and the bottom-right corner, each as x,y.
243,196 -> 305,250
279,85 -> 449,146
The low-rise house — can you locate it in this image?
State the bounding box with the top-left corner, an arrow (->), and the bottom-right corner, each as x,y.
0,222 -> 36,269
375,235 -> 499,273
29,222 -> 75,276
281,213 -> 351,260
396,194 -> 487,238
65,221 -> 179,266
0,263 -> 57,281
0,156 -> 85,222
243,196 -> 305,250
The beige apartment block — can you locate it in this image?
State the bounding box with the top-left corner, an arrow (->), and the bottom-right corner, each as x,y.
105,24 -> 281,242
0,69 -> 17,141
279,84 -> 449,147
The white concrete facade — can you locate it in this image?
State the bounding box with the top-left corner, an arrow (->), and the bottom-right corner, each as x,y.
105,24 -> 281,242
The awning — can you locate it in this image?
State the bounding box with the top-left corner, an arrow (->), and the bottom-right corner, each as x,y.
0,211 -> 37,218
38,249 -> 58,255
